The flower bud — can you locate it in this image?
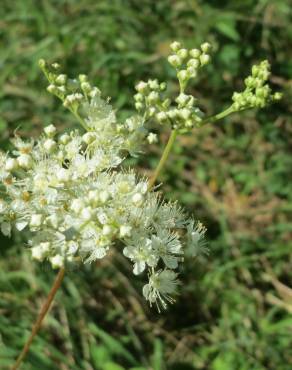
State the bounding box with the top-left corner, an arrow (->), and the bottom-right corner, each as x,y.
176,93 -> 189,106
148,107 -> 156,117
43,139 -> 56,153
132,193 -> 143,206
200,54 -> 211,65
135,102 -> 144,111
31,246 -> 45,261
135,81 -> 148,93
201,42 -> 212,53
190,48 -> 201,58
160,82 -> 167,91
102,224 -> 113,236
167,55 -> 182,68
99,190 -> 110,203
17,154 -> 32,169
59,133 -> 70,145
187,67 -> 197,78
170,41 -> 181,52
147,91 -> 159,104
134,93 -> 143,102
81,207 -> 92,221
78,74 -> 88,83
88,190 -> 99,203
147,133 -> 158,144
273,92 -> 282,101
50,254 -> 64,269
82,132 -> 96,144
177,70 -> 189,82
57,168 -> 70,183
187,58 -> 200,69
47,84 -> 57,94
44,126 -> 56,140
38,59 -> 46,68
5,158 -> 18,172
71,199 -> 84,214
81,82 -> 91,93
148,79 -> 160,90
52,63 -> 60,70
177,49 -> 188,59
156,111 -> 168,123
179,108 -> 192,120
55,74 -> 67,85
30,214 -> 43,228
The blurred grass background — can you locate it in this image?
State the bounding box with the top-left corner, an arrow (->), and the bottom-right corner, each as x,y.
0,1 -> 292,369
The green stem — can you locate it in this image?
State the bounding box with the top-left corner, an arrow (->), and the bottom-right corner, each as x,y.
70,109 -> 89,131
148,130 -> 178,190
200,105 -> 235,126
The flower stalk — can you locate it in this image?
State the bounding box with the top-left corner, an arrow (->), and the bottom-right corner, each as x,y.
11,267 -> 65,370
148,129 -> 178,190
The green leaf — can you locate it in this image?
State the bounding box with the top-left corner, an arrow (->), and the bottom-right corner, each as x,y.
214,18 -> 240,41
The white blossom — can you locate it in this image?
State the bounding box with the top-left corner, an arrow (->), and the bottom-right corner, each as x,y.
0,57 -> 208,311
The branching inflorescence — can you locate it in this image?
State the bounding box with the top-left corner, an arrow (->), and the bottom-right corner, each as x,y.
0,41 -> 281,313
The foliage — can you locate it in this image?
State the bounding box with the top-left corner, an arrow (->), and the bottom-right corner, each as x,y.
0,0 -> 291,369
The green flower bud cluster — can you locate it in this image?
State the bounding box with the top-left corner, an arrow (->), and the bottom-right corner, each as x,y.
134,79 -> 204,131
168,41 -> 212,92
134,79 -> 168,119
232,60 -> 282,111
39,59 -> 98,114
134,41 -> 213,131
134,42 -> 281,132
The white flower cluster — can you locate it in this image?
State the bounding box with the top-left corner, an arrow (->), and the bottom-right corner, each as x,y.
0,66 -> 206,310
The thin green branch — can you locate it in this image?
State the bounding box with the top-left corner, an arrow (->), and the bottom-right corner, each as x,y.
148,130 -> 178,190
199,105 -> 235,126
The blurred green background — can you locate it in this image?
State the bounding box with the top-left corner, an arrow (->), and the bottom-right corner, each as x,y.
0,1 -> 291,369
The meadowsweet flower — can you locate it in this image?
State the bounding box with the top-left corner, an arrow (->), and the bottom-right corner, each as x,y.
2,42 -> 279,311
143,270 -> 179,311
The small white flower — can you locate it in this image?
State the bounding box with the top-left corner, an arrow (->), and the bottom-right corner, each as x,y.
147,133 -> 158,144
99,190 -> 110,203
123,239 -> 158,275
81,207 -> 92,221
135,81 -> 148,93
143,270 -> 179,311
132,193 -> 143,206
71,199 -> 84,214
119,225 -> 132,238
31,246 -> 45,261
102,224 -> 113,236
186,221 -> 208,257
57,168 -> 70,183
50,254 -> 64,269
30,214 -> 43,228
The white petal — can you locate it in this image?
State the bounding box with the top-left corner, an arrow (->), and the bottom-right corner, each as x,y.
133,261 -> 145,275
1,222 -> 11,237
15,220 -> 28,231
